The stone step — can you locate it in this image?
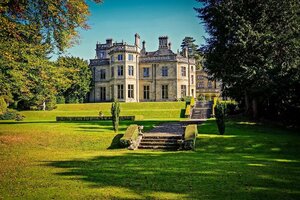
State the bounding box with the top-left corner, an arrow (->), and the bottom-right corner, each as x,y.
140,141 -> 178,145
142,136 -> 182,140
141,138 -> 179,142
138,145 -> 179,150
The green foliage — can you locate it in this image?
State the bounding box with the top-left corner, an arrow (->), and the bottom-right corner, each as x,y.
184,124 -> 198,140
185,105 -> 191,118
111,99 -> 121,133
120,124 -> 139,147
214,103 -> 226,135
195,0 -> 300,123
190,97 -> 195,107
0,109 -> 17,120
55,56 -> 91,104
180,37 -> 199,57
0,96 -> 7,115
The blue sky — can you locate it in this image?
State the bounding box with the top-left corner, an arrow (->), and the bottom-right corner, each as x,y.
58,0 -> 206,60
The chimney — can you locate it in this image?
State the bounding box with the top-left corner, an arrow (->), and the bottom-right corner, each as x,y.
183,46 -> 188,58
135,33 -> 140,47
168,42 -> 172,50
142,40 -> 146,50
106,38 -> 113,47
158,36 -> 168,49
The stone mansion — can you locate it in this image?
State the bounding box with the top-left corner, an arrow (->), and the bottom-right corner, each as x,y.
89,34 -> 197,102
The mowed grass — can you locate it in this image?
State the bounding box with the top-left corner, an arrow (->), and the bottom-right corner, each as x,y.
0,102 -> 299,199
20,102 -> 186,121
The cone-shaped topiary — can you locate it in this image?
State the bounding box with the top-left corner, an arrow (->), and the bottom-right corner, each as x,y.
111,99 -> 120,133
214,102 -> 226,135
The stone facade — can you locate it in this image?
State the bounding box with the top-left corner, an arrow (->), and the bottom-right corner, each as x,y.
195,69 -> 221,100
89,34 -> 196,102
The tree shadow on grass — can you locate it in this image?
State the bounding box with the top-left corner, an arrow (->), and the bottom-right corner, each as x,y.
44,148 -> 300,200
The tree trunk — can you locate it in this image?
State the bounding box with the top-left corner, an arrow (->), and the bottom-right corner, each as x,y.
244,91 -> 250,114
252,98 -> 258,120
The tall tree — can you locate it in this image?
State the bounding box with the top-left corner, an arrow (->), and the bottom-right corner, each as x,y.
195,0 -> 300,123
180,36 -> 199,57
56,56 -> 91,103
0,0 -> 102,109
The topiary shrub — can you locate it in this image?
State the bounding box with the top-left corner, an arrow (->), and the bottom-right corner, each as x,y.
120,124 -> 139,147
190,97 -> 195,108
185,105 -> 191,118
183,124 -> 198,150
214,102 -> 226,135
111,99 -> 120,133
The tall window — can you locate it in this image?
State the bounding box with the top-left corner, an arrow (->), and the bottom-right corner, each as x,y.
162,85 -> 168,99
117,54 -> 123,61
128,84 -> 134,98
100,69 -> 106,80
181,85 -> 187,98
100,87 -> 106,101
118,65 -> 123,76
191,75 -> 194,84
144,85 -> 150,100
208,81 -> 213,88
181,66 -> 186,77
143,67 -> 150,77
117,85 -> 124,99
198,75 -> 204,80
162,66 -> 168,77
128,54 -> 133,61
128,66 -> 134,76
191,66 -> 194,72
111,67 -> 114,78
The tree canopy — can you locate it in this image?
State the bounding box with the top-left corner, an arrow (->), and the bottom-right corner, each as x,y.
195,0 -> 300,123
0,0 -> 101,110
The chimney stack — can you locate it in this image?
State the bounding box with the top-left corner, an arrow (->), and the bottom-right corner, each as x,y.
106,38 -> 113,47
142,40 -> 146,50
168,42 -> 172,50
158,36 -> 168,49
135,33 -> 140,47
183,46 -> 188,58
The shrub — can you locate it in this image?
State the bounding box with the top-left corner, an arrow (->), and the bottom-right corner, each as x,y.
183,124 -> 198,150
185,105 -> 191,118
120,124 -> 139,147
0,96 -> 7,115
214,102 -> 226,135
190,97 -> 195,108
111,99 -> 120,133
56,96 -> 65,104
0,109 -> 18,120
15,113 -> 25,121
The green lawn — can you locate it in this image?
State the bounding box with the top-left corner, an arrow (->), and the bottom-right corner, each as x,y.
0,103 -> 299,199
20,102 -> 186,121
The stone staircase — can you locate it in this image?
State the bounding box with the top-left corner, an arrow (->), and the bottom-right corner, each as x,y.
138,134 -> 182,150
138,122 -> 184,150
191,101 -> 213,119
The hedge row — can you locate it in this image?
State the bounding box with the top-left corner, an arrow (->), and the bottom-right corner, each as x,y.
120,124 -> 139,147
56,116 -> 135,121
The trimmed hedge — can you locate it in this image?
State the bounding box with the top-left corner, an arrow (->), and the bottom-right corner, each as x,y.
190,97 -> 195,108
120,124 -> 139,147
184,124 -> 198,150
185,105 -> 191,118
56,116 -> 135,121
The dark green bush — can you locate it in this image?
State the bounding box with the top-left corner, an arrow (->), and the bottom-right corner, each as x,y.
56,96 -> 65,104
214,102 -> 226,135
111,99 -> 120,133
0,109 -> 18,120
120,124 -> 139,147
